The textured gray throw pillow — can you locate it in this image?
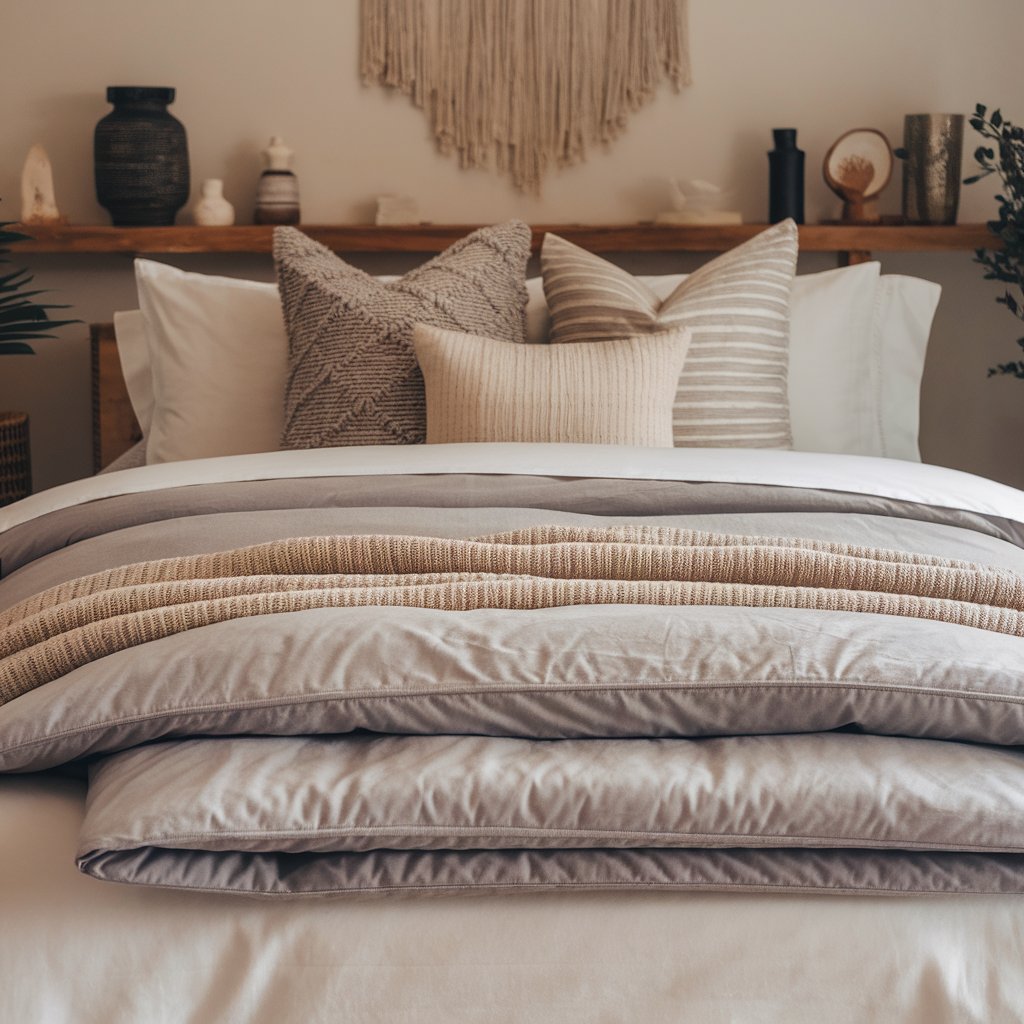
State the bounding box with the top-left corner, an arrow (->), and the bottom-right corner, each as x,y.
274,222 -> 531,449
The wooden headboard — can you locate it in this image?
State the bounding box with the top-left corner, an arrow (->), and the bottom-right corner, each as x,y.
90,323 -> 142,472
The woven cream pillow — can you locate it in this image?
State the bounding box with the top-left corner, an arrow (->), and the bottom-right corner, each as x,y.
542,220 -> 799,448
412,324 -> 691,447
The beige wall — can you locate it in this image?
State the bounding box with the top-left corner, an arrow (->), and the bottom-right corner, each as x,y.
1,0 -> 1023,489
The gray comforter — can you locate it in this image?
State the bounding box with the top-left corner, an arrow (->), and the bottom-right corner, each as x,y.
3,471 -> 1024,898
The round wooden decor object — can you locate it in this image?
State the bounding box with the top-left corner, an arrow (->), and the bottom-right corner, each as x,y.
823,128 -> 894,222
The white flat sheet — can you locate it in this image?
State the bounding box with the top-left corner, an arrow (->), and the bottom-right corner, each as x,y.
3,775 -> 1023,1024
3,443 -> 1024,533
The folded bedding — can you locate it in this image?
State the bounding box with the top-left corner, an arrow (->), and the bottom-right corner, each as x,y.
2,444 -> 1024,898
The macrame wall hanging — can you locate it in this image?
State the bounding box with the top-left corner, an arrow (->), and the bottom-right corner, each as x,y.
360,0 -> 691,193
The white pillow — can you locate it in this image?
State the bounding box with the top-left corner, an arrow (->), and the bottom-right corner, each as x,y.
873,275 -> 940,461
117,263 -> 939,465
619,265 -> 937,462
134,260 -> 287,464
525,277 -> 548,346
112,309 -> 154,436
787,263 -> 883,457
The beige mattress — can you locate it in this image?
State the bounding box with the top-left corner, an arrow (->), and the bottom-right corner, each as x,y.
3,774 -> 1023,1024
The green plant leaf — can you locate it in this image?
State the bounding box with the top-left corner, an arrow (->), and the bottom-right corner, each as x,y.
0,327 -> 75,341
968,105 -> 1024,378
0,210 -> 77,354
0,269 -> 34,291
0,309 -> 78,328
0,289 -> 55,307
0,274 -> 32,293
0,314 -> 50,329
988,359 -> 1024,378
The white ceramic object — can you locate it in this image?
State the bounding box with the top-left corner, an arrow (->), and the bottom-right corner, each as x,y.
20,143 -> 62,224
263,136 -> 294,171
659,178 -> 742,224
192,179 -> 235,226
375,195 -> 422,225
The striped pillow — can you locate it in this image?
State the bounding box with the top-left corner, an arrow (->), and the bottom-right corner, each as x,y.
412,324 -> 691,447
541,220 -> 798,448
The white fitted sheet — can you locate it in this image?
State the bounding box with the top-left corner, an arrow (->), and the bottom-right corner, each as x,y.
3,775 -> 1023,1024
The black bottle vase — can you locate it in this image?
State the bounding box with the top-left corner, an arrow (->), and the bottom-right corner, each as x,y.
94,87 -> 190,226
768,128 -> 804,224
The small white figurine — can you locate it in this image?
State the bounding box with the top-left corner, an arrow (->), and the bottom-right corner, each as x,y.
20,144 -> 65,225
263,136 -> 294,172
375,195 -> 422,226
656,178 -> 743,225
192,179 -> 235,226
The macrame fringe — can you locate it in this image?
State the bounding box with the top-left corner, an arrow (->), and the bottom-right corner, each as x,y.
360,0 -> 691,192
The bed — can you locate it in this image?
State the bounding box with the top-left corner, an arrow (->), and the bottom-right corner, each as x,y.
3,220 -> 1024,1023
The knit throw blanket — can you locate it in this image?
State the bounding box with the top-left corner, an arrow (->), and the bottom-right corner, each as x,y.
3,524 -> 1024,705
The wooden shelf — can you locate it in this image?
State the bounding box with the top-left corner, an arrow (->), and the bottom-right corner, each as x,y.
11,222 -> 996,257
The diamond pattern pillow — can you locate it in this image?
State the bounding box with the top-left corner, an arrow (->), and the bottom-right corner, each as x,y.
274,222 -> 531,449
541,220 -> 799,448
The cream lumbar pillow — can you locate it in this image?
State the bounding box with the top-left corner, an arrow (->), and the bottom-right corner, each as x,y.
412,324 -> 691,447
541,219 -> 799,449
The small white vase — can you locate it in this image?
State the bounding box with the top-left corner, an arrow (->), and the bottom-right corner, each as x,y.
192,179 -> 235,226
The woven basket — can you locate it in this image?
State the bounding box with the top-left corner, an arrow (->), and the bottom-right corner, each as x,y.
0,412 -> 31,507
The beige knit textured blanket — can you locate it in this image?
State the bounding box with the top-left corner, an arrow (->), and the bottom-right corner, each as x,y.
3,524 -> 1024,705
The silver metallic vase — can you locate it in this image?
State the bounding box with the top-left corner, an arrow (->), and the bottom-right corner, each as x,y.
901,114 -> 965,225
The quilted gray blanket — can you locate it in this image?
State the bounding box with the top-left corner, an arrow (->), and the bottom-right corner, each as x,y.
3,470 -> 1024,897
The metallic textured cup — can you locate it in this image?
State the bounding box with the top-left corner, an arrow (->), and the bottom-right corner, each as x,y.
901,114 -> 965,224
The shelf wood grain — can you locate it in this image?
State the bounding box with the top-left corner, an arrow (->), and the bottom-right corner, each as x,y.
11,222 -> 997,256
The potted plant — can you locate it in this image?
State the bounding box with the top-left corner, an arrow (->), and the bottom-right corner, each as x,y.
965,104 -> 1024,378
0,218 -> 77,505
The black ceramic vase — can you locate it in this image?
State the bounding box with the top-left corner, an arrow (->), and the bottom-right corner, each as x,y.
768,128 -> 805,224
94,87 -> 190,226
